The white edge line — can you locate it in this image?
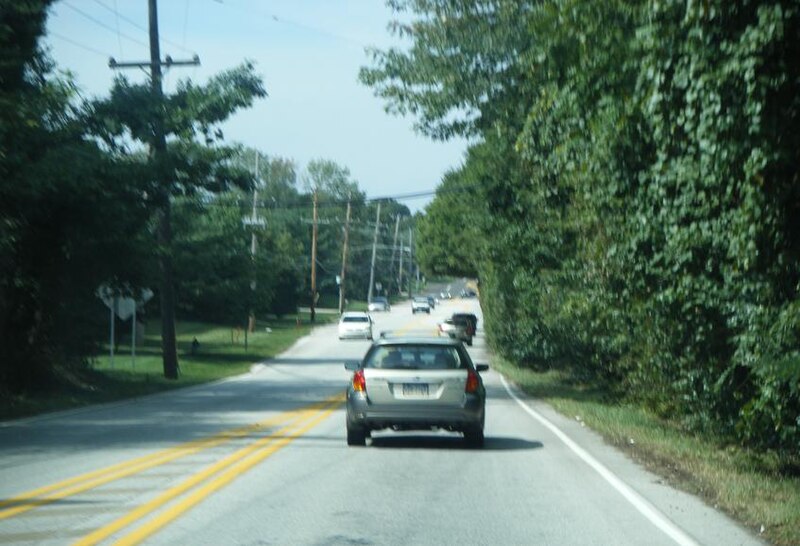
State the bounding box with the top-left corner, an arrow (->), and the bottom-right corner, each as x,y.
500,374 -> 699,546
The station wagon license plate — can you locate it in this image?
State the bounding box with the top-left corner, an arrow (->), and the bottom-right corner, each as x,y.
402,383 -> 429,397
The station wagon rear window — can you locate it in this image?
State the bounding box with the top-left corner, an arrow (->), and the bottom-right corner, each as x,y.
342,316 -> 369,322
365,345 -> 465,370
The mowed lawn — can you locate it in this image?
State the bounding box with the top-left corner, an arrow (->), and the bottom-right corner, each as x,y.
2,313 -> 336,420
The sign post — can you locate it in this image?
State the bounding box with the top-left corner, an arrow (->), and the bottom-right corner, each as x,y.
98,287 -> 153,370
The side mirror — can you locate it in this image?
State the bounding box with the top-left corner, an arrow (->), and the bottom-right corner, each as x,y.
475,364 -> 489,373
344,361 -> 360,371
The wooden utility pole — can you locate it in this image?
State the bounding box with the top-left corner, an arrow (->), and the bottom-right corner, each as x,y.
338,198 -> 352,314
148,0 -> 178,378
245,151 -> 265,336
367,202 -> 382,304
107,0 -> 198,379
398,232 -> 404,296
310,190 -> 318,323
408,226 -> 414,300
386,215 -> 401,296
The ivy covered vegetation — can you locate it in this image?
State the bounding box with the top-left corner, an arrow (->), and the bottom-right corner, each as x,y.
362,0 -> 799,453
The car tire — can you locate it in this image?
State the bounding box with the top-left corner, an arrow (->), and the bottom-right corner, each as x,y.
347,425 -> 367,446
464,427 -> 484,448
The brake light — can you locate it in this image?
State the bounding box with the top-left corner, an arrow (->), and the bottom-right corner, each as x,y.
465,369 -> 479,393
352,369 -> 366,392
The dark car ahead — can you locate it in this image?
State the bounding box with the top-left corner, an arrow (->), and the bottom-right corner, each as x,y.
451,313 -> 478,337
344,336 -> 488,448
438,317 -> 472,346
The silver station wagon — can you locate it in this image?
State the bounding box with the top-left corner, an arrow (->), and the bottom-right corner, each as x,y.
344,335 -> 488,447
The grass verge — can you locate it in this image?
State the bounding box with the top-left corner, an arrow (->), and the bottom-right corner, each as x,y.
491,358 -> 800,546
1,312 -> 336,421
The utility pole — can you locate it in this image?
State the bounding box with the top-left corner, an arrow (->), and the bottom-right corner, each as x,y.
398,232 -> 404,296
386,215 -> 401,296
408,226 -> 414,300
367,202 -> 382,304
245,151 -> 265,336
338,198 -> 352,314
310,190 -> 318,323
109,0 -> 199,380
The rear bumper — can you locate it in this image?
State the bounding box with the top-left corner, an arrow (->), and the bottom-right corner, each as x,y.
442,330 -> 470,342
346,392 -> 484,431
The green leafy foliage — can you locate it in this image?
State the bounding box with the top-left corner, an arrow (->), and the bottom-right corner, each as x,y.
364,0 -> 800,452
0,1 -> 152,392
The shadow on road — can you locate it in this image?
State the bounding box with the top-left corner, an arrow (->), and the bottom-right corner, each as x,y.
368,434 -> 543,451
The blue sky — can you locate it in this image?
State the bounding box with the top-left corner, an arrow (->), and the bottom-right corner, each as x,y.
44,0 -> 468,211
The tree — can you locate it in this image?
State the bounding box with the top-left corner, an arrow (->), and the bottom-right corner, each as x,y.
91,63 -> 266,378
359,0 -> 536,139
172,192 -> 303,324
416,168 -> 480,278
1,1 -> 152,394
362,0 -> 800,452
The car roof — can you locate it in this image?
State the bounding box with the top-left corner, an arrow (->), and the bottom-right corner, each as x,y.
373,336 -> 461,347
341,311 -> 369,318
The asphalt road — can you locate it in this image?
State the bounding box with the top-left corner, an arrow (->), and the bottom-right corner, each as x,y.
0,298 -> 763,545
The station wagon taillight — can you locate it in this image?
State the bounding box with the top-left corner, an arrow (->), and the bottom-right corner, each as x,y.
352,369 -> 366,392
465,369 -> 479,393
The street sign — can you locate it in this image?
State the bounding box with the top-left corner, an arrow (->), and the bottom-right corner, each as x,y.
96,286 -> 154,369
97,287 -> 153,320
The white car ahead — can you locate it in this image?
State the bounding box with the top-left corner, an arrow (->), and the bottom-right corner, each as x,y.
411,296 -> 431,314
338,312 -> 374,340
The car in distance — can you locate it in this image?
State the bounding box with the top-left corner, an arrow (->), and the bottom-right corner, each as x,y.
411,296 -> 431,314
338,311 -> 373,340
367,296 -> 391,312
426,294 -> 437,309
344,336 -> 489,447
438,316 -> 473,346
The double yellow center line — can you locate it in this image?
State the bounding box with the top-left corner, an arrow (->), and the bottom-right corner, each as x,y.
1,393 -> 343,545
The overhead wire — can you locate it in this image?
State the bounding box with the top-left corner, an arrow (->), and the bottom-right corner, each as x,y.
64,1 -> 150,49
212,0 -> 366,49
48,31 -> 110,58
90,0 -> 197,55
198,182 -> 481,212
112,0 -> 123,58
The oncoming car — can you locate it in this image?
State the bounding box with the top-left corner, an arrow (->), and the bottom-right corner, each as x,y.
344,336 -> 489,447
338,312 -> 373,340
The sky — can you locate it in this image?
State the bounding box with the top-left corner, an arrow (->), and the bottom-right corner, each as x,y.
44,0 -> 468,212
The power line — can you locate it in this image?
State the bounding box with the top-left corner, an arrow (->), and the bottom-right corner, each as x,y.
111,0 -> 123,57
91,0 -> 196,54
198,183 -> 481,212
64,1 -> 150,49
49,31 -> 109,57
214,0 -> 365,49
